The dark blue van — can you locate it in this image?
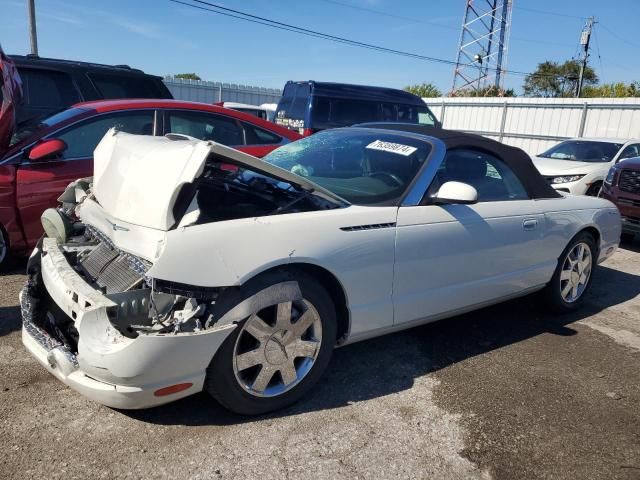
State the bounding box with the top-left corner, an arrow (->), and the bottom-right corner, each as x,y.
274,81 -> 439,136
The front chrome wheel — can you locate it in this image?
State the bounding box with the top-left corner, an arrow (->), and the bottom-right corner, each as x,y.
559,241 -> 593,303
233,299 -> 322,398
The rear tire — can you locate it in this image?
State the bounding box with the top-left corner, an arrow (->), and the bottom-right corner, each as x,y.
541,232 -> 597,313
204,270 -> 336,415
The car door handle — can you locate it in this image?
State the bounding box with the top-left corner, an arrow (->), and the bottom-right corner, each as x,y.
523,219 -> 538,230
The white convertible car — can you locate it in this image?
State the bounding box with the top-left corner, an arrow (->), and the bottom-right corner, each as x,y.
21,125 -> 621,415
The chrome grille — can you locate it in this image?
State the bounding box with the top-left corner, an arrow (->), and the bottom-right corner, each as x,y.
618,197 -> 640,208
619,170 -> 640,194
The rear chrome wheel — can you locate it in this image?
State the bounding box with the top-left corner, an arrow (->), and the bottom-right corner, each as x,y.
541,232 -> 597,313
233,299 -> 322,397
559,242 -> 592,303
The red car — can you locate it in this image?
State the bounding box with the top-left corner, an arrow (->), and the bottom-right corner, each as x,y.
0,99 -> 301,267
600,157 -> 640,243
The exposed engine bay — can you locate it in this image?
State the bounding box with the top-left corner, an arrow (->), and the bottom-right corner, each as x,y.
27,152 -> 341,355
176,154 -> 341,226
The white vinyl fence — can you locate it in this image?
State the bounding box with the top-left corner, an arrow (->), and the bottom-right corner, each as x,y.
423,97 -> 640,155
163,77 -> 282,106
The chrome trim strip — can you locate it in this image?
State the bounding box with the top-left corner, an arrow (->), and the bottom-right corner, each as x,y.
340,222 -> 396,232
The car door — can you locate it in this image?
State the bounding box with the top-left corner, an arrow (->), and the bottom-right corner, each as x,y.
15,110 -> 156,246
164,109 -> 244,146
238,120 -> 286,158
393,148 -> 550,326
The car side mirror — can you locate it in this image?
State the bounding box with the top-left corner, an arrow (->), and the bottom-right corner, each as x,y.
28,138 -> 67,161
433,181 -> 478,205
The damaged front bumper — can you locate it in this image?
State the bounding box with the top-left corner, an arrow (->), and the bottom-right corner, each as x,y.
21,238 -> 237,409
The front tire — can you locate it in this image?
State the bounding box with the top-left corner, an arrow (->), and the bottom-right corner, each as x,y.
205,270 -> 337,415
0,225 -> 11,271
541,232 -> 597,313
585,182 -> 602,197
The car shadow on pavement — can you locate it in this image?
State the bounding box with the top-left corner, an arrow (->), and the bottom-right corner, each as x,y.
619,239 -> 640,253
126,263 -> 640,427
0,306 -> 22,337
0,258 -> 26,337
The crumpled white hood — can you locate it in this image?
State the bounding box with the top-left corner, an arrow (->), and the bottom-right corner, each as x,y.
93,130 -> 211,230
91,130 -> 345,232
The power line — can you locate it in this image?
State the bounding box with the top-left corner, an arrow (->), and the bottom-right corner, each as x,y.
170,0 -> 457,66
317,0 -> 458,32
512,5 -> 587,20
597,22 -> 640,49
592,24 -> 604,79
169,0 -> 573,80
318,0 -> 574,48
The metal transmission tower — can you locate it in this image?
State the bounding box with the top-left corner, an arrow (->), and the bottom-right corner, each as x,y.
450,0 -> 513,96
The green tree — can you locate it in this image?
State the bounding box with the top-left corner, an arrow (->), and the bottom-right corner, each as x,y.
453,85 -> 515,97
582,81 -> 640,97
404,82 -> 442,98
174,73 -> 202,81
523,60 -> 597,97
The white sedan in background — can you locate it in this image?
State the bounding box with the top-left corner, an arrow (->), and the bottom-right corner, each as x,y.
21,126 -> 620,415
532,137 -> 640,196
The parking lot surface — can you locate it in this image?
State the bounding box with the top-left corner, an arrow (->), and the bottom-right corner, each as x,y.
1,243 -> 639,480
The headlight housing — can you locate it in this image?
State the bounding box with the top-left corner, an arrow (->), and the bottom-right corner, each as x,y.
550,174 -> 585,184
604,167 -> 617,185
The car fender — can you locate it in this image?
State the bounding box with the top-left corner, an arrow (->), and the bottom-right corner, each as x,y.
147,205 -> 399,336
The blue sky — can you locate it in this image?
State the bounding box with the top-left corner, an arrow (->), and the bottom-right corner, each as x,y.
3,0 -> 640,93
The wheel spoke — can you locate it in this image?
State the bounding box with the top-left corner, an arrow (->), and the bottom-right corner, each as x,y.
288,340 -> 319,359
244,314 -> 273,342
235,349 -> 264,371
561,282 -> 573,299
276,301 -> 292,330
571,285 -> 579,300
232,298 -> 323,398
576,244 -> 585,262
560,270 -> 572,281
252,365 -> 275,392
290,310 -> 316,336
279,362 -> 298,386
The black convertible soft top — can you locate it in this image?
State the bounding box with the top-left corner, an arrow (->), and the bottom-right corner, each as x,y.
356,123 -> 561,199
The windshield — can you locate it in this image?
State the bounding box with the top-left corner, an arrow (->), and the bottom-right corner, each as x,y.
9,107 -> 88,147
538,140 -> 624,163
263,129 -> 432,205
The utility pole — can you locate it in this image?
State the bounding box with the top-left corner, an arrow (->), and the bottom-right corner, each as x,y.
576,16 -> 595,98
27,0 -> 38,56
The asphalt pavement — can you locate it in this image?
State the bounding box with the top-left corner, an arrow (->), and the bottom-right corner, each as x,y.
1,241 -> 639,480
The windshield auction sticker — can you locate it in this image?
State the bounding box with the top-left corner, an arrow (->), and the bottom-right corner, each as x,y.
366,140 -> 417,156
